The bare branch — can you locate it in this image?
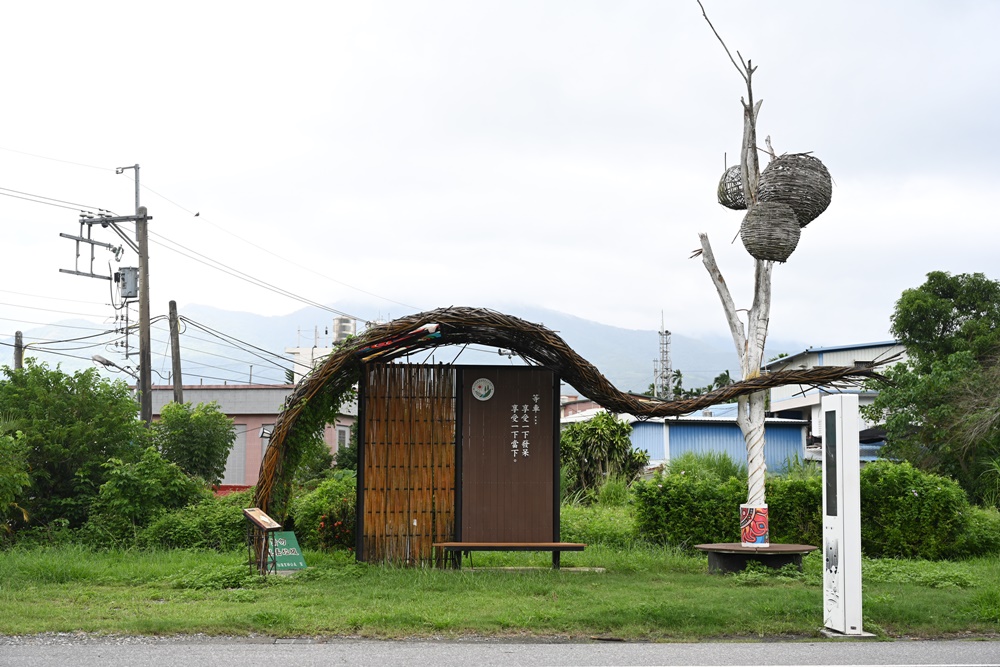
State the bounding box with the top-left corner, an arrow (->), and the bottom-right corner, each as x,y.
697,0 -> 748,83
698,232 -> 747,371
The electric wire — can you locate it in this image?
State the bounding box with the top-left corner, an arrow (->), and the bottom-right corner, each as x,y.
0,186 -> 111,214
0,289 -> 108,306
148,231 -> 362,321
135,182 -> 421,313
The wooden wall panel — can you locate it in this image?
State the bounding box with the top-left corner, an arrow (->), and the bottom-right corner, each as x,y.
361,364 -> 455,565
459,367 -> 557,543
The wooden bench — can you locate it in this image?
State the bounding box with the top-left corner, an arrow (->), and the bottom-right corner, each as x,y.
695,543 -> 818,573
433,542 -> 586,570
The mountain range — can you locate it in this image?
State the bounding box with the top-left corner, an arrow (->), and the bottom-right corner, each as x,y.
3,301 -> 810,394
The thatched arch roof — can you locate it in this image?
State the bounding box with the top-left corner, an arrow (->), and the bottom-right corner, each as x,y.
253,306 -> 886,515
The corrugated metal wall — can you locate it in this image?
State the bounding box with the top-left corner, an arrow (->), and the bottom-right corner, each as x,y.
663,422 -> 805,472
631,421 -> 665,461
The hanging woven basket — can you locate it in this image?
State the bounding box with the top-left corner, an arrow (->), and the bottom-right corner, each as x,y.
717,165 -> 747,210
740,202 -> 801,262
757,153 -> 832,227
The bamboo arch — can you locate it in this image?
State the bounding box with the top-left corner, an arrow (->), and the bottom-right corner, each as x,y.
253,306 -> 887,517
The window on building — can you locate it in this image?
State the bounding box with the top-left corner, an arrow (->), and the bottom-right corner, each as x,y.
222,426 -> 247,485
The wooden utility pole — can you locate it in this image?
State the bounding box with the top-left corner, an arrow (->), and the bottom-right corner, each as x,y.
169,300 -> 184,404
14,331 -> 23,369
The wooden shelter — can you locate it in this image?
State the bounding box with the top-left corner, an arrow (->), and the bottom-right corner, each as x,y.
358,364 -> 561,566
251,307 -> 890,565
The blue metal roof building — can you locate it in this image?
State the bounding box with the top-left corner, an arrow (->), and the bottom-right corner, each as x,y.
564,406 -> 809,474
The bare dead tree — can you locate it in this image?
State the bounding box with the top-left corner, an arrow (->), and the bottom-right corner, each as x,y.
695,0 -> 772,509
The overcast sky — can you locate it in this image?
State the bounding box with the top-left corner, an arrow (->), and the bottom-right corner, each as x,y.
3,1 -> 998,372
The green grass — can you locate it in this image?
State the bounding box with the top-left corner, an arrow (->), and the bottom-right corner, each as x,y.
1,545 -> 998,640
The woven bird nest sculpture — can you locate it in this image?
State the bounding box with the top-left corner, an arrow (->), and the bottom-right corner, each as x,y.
757,153 -> 832,227
717,165 -> 747,210
253,306 -> 890,517
740,201 -> 801,262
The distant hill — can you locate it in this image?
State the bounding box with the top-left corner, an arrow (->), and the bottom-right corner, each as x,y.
2,302 -> 809,395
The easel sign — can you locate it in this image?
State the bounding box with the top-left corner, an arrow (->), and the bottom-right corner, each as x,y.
243,507 -> 282,575
244,507 -> 281,531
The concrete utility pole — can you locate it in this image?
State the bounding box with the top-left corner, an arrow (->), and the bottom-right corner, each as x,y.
169,300 -> 184,404
115,164 -> 152,425
14,331 -> 23,369
137,206 -> 152,424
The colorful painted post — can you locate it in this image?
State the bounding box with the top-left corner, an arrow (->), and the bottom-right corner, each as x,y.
740,504 -> 769,547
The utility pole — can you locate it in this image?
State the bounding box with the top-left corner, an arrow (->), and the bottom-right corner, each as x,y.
169,300 -> 183,404
14,331 -> 23,369
116,164 -> 152,425
137,206 -> 152,424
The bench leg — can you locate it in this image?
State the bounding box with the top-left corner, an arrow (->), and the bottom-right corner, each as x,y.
552,551 -> 560,569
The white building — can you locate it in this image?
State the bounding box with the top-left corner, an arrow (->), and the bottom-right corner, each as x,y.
764,341 -> 906,461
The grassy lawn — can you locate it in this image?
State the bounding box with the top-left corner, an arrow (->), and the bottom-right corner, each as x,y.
1,544 -> 998,640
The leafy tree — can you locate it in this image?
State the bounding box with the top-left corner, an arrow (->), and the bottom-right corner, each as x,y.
87,447 -> 209,545
152,401 -> 235,485
862,271 -> 1000,505
561,411 -> 646,498
0,415 -> 30,527
0,360 -> 147,527
293,432 -> 335,484
334,422 -> 359,471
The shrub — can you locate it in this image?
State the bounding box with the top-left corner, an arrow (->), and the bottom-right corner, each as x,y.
290,471 -> 357,550
317,494 -> 355,551
766,475 -> 822,546
633,474 -> 744,547
954,505 -> 1000,558
86,448 -> 210,546
139,488 -> 253,551
859,460 -> 973,559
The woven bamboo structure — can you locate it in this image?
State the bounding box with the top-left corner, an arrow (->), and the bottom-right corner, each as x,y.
253,306 -> 887,516
757,153 -> 832,227
740,202 -> 801,262
717,165 -> 747,210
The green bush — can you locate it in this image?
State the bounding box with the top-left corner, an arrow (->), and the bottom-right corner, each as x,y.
954,505 -> 1000,558
859,460 -> 974,559
139,489 -> 253,551
85,448 -> 210,546
290,471 -> 357,550
633,474 -> 744,547
317,494 -> 355,552
766,476 -> 823,546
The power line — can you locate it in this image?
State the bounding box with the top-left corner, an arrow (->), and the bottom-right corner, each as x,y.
0,145 -> 112,172
0,185 -> 113,214
0,288 -> 107,306
147,231 -> 363,321
136,182 -> 421,313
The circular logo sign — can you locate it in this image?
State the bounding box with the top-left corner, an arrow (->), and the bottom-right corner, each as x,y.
471,377 -> 495,401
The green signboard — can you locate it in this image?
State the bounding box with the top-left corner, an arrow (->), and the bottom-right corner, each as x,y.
268,531 -> 306,571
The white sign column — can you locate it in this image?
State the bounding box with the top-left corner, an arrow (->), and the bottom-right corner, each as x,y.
822,393 -> 863,635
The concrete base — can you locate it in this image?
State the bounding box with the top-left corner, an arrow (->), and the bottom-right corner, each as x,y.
820,628 -> 878,639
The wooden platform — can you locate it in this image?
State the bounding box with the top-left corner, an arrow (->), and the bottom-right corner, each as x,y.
694,543 -> 818,573
433,542 -> 586,569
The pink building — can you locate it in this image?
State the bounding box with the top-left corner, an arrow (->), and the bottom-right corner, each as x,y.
150,384 -> 356,486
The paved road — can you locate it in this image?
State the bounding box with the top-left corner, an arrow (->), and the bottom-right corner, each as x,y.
1,637 -> 999,667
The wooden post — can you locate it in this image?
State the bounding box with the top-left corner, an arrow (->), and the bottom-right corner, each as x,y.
14,331 -> 23,369
169,300 -> 183,404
